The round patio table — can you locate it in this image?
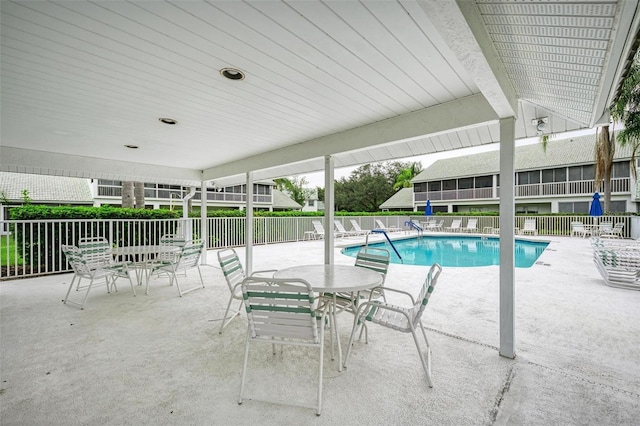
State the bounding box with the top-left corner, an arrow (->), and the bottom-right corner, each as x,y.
274,264 -> 383,372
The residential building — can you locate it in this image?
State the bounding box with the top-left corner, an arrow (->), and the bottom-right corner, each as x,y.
406,133 -> 637,214
379,188 -> 414,212
0,173 -> 301,215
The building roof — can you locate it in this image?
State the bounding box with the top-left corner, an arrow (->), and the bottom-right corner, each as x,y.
272,189 -> 302,210
413,132 -> 634,182
379,187 -> 414,210
0,172 -> 93,203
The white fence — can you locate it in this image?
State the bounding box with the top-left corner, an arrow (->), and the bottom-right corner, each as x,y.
0,215 -> 632,280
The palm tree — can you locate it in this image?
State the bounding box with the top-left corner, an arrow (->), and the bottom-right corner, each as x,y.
393,162 -> 423,191
594,125 -> 615,212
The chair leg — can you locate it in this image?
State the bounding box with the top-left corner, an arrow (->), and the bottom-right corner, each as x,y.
238,329 -> 251,405
79,278 -> 96,310
317,324 -> 325,416
63,274 -> 78,304
410,322 -> 433,387
219,297 -> 242,334
343,313 -> 362,369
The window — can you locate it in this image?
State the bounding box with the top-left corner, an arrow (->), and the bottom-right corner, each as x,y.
442,179 -> 456,191
609,200 -> 626,212
542,168 -> 566,183
475,175 -> 493,188
308,200 -> 315,207
428,181 -> 441,192
558,202 -> 589,214
458,177 -> 473,189
613,161 -> 630,178
517,171 -> 540,185
413,182 -> 427,192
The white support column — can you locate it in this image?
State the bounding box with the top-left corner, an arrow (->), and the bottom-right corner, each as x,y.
324,155 -> 335,265
493,174 -> 498,199
246,172 -> 254,275
200,180 -> 208,265
499,117 -> 516,359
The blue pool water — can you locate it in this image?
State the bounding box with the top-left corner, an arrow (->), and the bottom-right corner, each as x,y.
341,236 -> 549,268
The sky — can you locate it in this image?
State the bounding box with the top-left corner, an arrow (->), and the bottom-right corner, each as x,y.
298,128 -> 596,188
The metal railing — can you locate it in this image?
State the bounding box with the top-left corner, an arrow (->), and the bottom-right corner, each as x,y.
0,214 -> 633,280
415,178 -> 630,202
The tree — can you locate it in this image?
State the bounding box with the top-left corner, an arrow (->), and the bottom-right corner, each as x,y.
273,176 -> 310,206
134,182 -> 145,209
594,126 -> 615,212
610,57 -> 640,172
393,162 -> 423,190
122,181 -> 134,208
335,161 -> 411,211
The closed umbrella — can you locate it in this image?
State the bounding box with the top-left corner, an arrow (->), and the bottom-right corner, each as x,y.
424,200 -> 433,216
589,192 -> 603,235
589,193 -> 603,217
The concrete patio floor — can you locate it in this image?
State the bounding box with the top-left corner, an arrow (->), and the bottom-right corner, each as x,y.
1,234 -> 639,425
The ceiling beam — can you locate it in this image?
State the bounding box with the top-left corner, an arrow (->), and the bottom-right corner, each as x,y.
203,93 -> 498,181
410,0 -> 518,119
0,147 -> 203,185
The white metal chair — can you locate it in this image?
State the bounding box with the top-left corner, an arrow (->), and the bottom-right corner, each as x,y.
62,244 -> 135,309
146,239 -> 205,296
344,263 -> 443,387
238,276 -> 325,416
570,221 -> 591,238
601,222 -> 624,238
216,248 -> 276,334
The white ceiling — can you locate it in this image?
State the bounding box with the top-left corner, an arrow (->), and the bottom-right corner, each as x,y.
1,0 -> 639,187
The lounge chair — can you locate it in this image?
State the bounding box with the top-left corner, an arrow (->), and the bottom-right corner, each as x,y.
462,218 -> 478,233
374,219 -> 402,233
334,220 -> 357,237
344,263 -> 443,387
349,219 -> 370,236
570,221 -> 591,238
445,219 -> 461,232
312,220 -> 343,239
520,219 -> 538,236
593,246 -> 640,290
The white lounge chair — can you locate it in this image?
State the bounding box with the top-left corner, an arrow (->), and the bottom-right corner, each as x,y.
374,219 -> 402,233
445,219 -> 461,232
334,220 -> 357,237
344,263 -> 443,387
462,218 -> 478,233
312,220 -> 343,239
593,247 -> 640,290
520,219 -> 538,236
349,219 -> 370,236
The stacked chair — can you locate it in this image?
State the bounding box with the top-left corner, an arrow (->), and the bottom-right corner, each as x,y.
591,237 -> 640,290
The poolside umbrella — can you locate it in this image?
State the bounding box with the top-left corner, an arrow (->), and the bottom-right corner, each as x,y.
589,192 -> 603,217
424,200 -> 433,216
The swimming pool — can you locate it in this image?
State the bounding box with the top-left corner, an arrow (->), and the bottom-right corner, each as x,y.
341,236 -> 549,268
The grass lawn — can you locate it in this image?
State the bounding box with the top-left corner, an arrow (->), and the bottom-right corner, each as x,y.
1,235 -> 23,266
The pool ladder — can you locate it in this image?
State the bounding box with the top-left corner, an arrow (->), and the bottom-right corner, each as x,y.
366,229 -> 403,263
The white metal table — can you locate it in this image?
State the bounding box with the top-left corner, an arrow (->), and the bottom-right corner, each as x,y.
112,245 -> 181,291
274,264 -> 383,371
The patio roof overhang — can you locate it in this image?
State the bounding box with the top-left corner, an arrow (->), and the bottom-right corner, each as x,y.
2,1 -> 639,186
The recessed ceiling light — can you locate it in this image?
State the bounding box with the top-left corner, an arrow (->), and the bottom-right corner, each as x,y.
220,68 -> 245,80
124,144 -> 139,149
159,118 -> 178,125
